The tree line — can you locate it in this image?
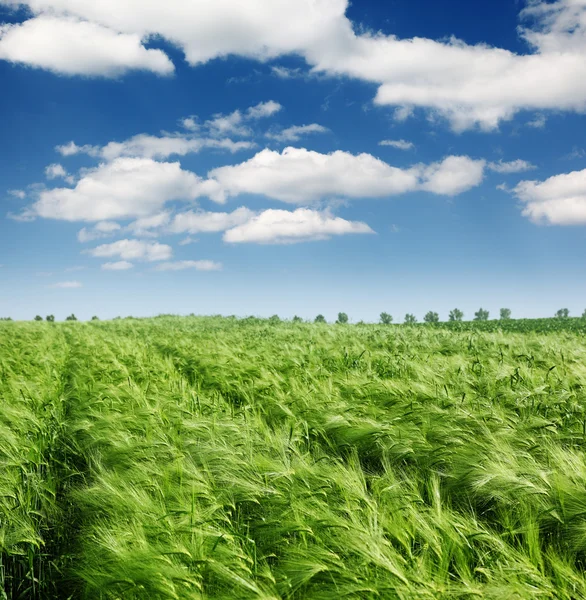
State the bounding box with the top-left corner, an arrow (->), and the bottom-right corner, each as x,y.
0,309 -> 580,323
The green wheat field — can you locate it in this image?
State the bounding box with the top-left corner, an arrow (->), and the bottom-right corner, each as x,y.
3,316 -> 586,599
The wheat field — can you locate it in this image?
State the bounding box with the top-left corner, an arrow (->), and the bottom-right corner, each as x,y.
2,316 -> 586,598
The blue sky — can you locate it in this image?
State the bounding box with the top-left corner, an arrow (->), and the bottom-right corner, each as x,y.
1,0 -> 586,322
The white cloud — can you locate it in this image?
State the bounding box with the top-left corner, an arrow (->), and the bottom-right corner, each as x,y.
527,114 -> 547,128
127,212 -> 170,236
89,239 -> 172,261
169,207 -> 255,234
77,220 -> 121,242
378,139 -> 414,150
178,236 -> 196,246
223,208 -> 374,244
181,117 -> 198,131
59,134 -> 254,161
3,1 -> 586,128
514,168 -> 586,225
488,159 -> 537,174
26,157 -> 216,221
210,147 -> 485,204
205,110 -> 250,138
205,100 -> 281,138
8,189 -> 26,199
56,141 -> 100,157
155,260 -> 222,271
267,123 -> 328,142
246,100 -> 282,119
270,65 -> 303,79
45,163 -> 67,179
49,281 -> 82,288
102,260 -> 134,270
418,156 -> 486,196
0,15 -> 173,76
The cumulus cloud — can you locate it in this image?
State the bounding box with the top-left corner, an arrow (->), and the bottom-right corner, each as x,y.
127,212 -> 171,236
205,100 -> 282,138
513,168 -> 586,225
270,65 -> 304,79
488,159 -> 537,174
8,189 -> 26,199
49,280 -> 82,288
58,134 -> 253,162
1,1 -> 586,128
178,236 -> 196,246
56,141 -> 100,157
56,101 -> 275,161
169,207 -> 255,234
155,260 -> 222,271
89,239 -> 172,261
78,220 -> 121,242
210,147 -> 486,204
0,15 -> 173,76
45,163 -> 67,179
527,114 -> 547,128
102,260 -> 134,270
418,156 -> 486,196
246,100 -> 282,119
267,123 -> 328,142
223,207 -> 374,244
25,157 -> 218,221
379,139 -> 414,150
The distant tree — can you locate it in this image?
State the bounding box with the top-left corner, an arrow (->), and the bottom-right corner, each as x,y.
336,312 -> 349,324
292,315 -> 303,323
424,311 -> 439,323
34,315 -> 43,321
404,314 -> 417,324
65,314 -> 77,321
91,316 -> 99,321
582,309 -> 586,319
269,314 -> 281,323
46,315 -> 55,322
380,312 -> 393,325
474,308 -> 490,321
449,309 -> 464,322
556,308 -> 570,319
500,308 -> 512,320
0,317 -> 12,321
314,314 -> 326,323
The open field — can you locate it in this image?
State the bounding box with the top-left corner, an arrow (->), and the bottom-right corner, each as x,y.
2,317 -> 586,598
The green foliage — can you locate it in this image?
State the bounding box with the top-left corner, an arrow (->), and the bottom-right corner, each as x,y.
379,312 -> 393,325
404,313 -> 417,324
292,315 -> 303,323
65,314 -> 77,322
474,307 -> 490,321
0,317 -> 12,321
336,312 -> 349,324
34,315 -> 43,321
314,314 -> 326,323
4,317 -> 586,598
268,314 -> 281,323
556,308 -> 570,319
449,308 -> 463,321
46,315 -> 55,322
91,316 -> 99,321
500,308 -> 512,320
423,311 -> 439,323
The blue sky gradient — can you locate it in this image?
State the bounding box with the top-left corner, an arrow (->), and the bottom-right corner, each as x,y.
1,0 -> 586,321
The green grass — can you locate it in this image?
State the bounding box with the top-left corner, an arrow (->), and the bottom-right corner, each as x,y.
2,316 -> 586,598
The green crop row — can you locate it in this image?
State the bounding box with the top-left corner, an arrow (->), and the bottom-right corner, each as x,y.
2,318 -> 586,598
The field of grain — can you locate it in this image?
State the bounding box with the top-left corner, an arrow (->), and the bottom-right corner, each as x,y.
2,317 -> 586,599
